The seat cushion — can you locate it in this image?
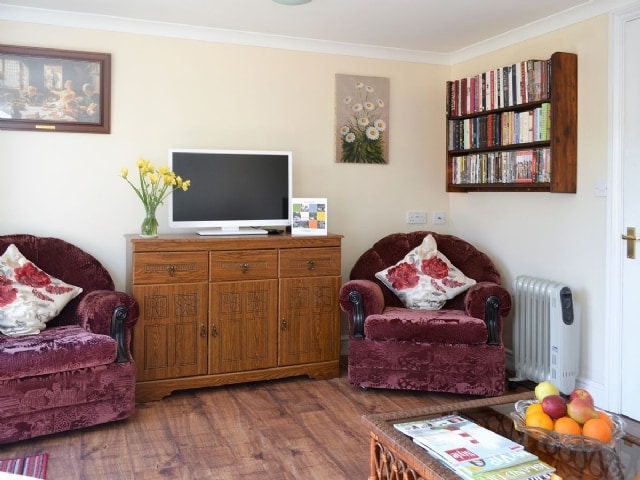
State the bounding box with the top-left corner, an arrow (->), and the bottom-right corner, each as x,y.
0,325 -> 117,381
364,307 -> 488,344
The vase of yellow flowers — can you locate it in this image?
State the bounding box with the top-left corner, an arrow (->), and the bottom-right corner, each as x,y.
120,158 -> 191,238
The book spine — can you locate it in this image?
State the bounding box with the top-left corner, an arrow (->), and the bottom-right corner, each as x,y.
497,67 -> 503,109
461,77 -> 468,115
511,64 -> 517,106
519,61 -> 526,104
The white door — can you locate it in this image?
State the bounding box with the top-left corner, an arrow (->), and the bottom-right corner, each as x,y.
609,5 -> 640,422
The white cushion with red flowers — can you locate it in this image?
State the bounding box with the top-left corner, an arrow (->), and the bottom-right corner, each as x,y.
0,244 -> 83,336
375,234 -> 476,310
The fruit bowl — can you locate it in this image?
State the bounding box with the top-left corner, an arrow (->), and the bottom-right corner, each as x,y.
511,399 -> 626,451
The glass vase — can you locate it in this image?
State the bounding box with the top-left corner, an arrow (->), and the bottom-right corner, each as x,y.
140,204 -> 159,238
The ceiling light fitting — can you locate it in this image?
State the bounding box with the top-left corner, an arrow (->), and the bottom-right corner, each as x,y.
273,0 -> 311,5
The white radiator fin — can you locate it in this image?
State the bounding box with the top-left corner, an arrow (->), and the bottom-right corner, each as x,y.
512,275 -> 579,395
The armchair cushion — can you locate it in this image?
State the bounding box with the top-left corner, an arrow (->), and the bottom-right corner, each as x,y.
375,234 -> 476,309
0,325 -> 117,381
364,307 -> 488,344
0,244 -> 83,336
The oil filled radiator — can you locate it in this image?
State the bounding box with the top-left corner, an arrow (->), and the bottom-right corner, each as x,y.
511,275 -> 579,395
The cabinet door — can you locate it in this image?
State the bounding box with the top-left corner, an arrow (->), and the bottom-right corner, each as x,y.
279,276 -> 341,366
133,283 -> 208,381
209,279 -> 278,373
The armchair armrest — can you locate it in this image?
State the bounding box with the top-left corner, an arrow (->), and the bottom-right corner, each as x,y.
339,279 -> 386,338
463,282 -> 512,345
74,290 -> 139,363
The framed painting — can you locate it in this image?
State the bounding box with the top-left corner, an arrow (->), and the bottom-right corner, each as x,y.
336,74 -> 389,164
0,44 -> 111,133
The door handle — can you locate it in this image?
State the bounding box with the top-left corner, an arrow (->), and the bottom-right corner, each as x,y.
621,227 -> 640,259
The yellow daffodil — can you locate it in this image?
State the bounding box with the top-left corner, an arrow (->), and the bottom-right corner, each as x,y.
120,157 -> 191,221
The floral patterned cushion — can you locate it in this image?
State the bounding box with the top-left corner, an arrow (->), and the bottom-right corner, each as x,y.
0,244 -> 83,336
375,234 -> 476,310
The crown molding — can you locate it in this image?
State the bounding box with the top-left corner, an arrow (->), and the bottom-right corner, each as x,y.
1,1 -> 638,65
450,0 -> 639,63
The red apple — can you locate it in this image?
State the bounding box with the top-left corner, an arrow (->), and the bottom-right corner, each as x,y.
567,398 -> 599,425
569,388 -> 594,407
541,394 -> 567,419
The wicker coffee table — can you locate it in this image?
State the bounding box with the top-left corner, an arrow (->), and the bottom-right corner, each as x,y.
362,391 -> 640,480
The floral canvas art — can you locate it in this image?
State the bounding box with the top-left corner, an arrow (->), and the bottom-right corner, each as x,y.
336,74 -> 389,164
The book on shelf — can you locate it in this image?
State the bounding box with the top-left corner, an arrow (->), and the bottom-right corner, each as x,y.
394,414 -> 540,476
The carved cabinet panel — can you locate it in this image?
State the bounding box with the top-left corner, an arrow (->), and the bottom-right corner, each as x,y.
209,279 -> 278,373
279,276 -> 341,366
133,282 -> 208,381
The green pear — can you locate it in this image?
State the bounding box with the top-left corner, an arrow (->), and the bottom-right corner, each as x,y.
534,381 -> 559,401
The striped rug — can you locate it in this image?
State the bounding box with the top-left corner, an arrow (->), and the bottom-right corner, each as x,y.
0,453 -> 48,479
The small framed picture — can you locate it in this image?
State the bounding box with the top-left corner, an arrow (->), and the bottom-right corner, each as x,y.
291,198 -> 327,236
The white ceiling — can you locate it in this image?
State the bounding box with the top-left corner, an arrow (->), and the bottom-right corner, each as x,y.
0,0 -> 635,63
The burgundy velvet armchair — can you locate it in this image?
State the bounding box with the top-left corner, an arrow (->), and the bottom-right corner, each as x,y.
0,234 -> 139,444
339,231 -> 511,397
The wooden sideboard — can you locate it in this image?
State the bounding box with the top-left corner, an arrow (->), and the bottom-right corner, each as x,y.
125,233 -> 342,402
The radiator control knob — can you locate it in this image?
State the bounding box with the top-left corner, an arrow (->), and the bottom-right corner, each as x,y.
559,287 -> 574,325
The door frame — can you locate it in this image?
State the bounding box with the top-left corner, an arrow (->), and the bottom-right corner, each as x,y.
605,3 -> 640,414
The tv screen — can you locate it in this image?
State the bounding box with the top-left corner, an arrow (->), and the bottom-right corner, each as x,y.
168,149 -> 292,235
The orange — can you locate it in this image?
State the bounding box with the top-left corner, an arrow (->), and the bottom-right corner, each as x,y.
525,411 -> 554,430
583,418 -> 613,443
526,403 -> 544,418
553,416 -> 582,435
597,411 -> 614,431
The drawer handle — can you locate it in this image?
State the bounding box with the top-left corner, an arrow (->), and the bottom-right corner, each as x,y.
167,265 -> 176,276
200,324 -> 206,337
241,263 -> 249,274
281,319 -> 287,331
307,260 -> 315,271
211,324 -> 218,337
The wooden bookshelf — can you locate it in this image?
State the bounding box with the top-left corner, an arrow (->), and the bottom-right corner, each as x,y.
445,52 -> 577,193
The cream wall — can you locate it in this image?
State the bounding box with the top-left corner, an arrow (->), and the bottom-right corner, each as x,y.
0,20 -> 449,292
449,16 -> 610,398
1,15 -> 611,401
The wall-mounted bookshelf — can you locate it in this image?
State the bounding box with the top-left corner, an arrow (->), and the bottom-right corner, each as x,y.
446,52 -> 577,193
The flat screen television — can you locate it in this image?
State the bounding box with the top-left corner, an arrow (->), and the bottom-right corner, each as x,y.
168,149 -> 292,236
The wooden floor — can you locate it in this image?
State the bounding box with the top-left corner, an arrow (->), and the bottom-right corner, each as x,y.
0,361 -> 529,480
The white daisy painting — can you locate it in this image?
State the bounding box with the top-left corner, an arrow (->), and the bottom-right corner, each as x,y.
336,74 -> 389,164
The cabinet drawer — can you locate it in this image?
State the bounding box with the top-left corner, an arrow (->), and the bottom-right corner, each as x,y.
210,250 -> 278,281
279,247 -> 341,277
133,252 -> 209,284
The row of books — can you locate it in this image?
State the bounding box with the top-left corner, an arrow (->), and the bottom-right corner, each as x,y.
450,148 -> 551,186
447,104 -> 551,151
394,414 -> 558,480
446,58 -> 551,117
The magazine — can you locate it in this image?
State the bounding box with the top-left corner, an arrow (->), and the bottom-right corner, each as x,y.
394,414 -> 538,475
450,457 -> 556,480
412,438 -> 540,477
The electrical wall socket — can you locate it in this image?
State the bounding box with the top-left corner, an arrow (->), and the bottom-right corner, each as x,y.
406,211 -> 427,224
432,211 -> 446,225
